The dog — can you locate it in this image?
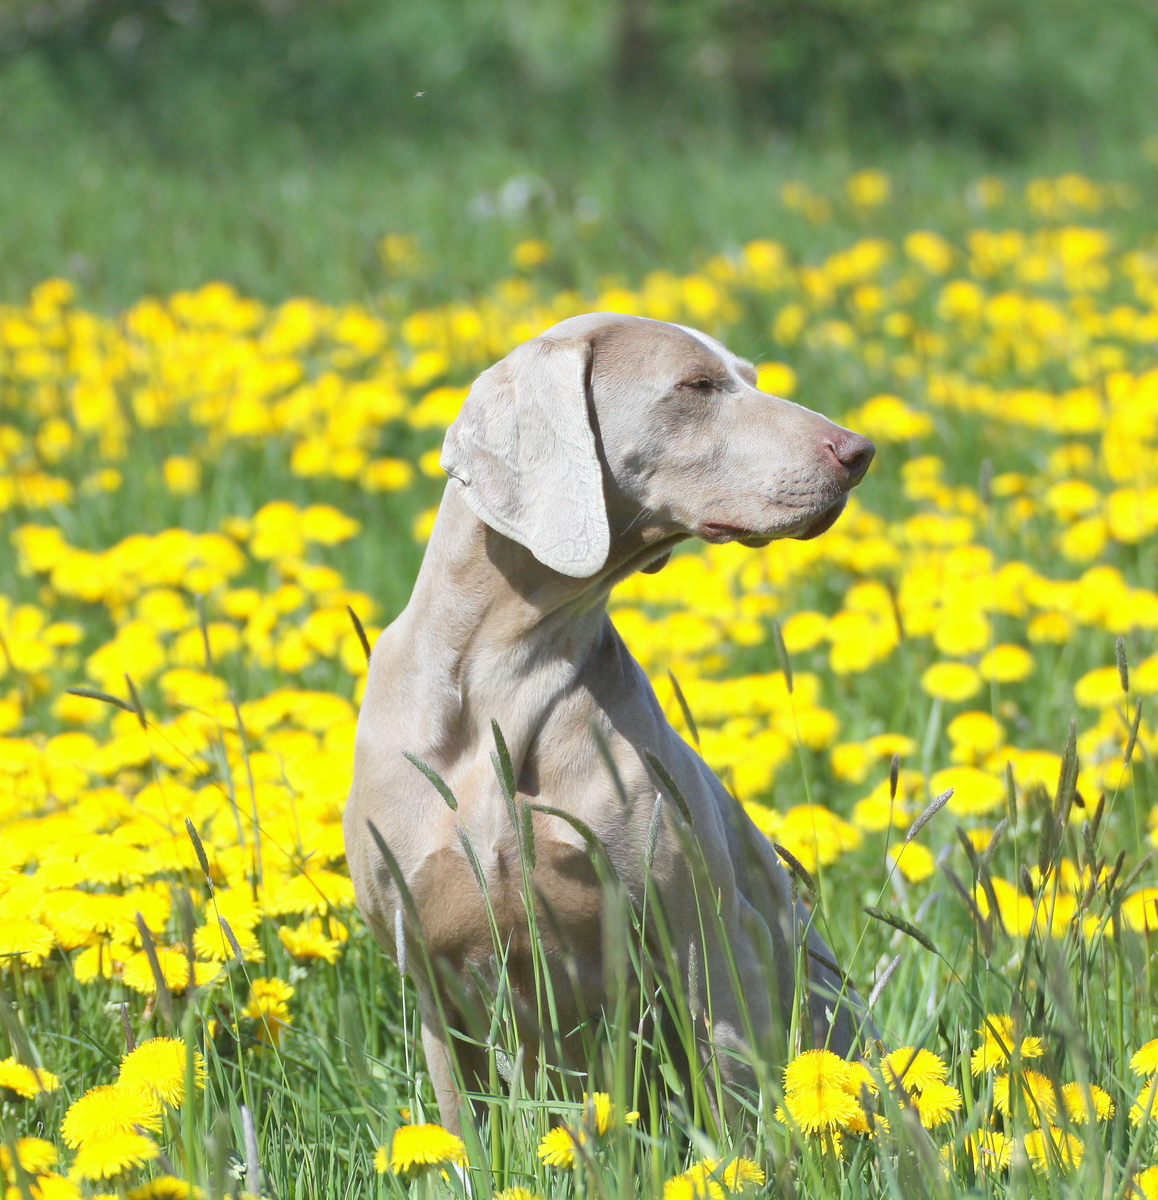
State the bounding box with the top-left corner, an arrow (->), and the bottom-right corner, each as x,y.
344,312 -> 875,1130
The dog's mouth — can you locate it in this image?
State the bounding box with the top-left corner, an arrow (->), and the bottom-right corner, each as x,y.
699,522 -> 765,545
788,495 -> 849,540
699,496 -> 848,547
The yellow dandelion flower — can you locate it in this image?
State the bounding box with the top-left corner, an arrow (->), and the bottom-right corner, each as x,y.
73,941 -> 135,983
0,1136 -> 58,1174
964,1131 -> 1012,1171
1131,1040 -> 1158,1076
20,1173 -> 82,1200
242,977 -> 294,1046
947,710 -> 1005,762
847,168 -> 891,208
70,1131 -> 160,1181
881,1047 -> 948,1092
246,977 -> 295,1006
493,1188 -> 542,1200
61,1084 -> 162,1148
0,918 -> 55,967
890,840 -> 936,881
1023,1126 -> 1083,1173
979,644 -> 1035,683
121,947 -> 191,995
162,456 -> 201,495
0,1056 -> 60,1098
587,1092 -> 613,1134
119,1038 -> 207,1107
784,1048 -> 854,1095
719,1157 -> 765,1190
1135,1165 -> 1158,1200
680,1163 -> 724,1200
681,1158 -> 764,1197
194,961 -> 225,988
663,1174 -> 701,1200
512,239 -> 550,269
50,890 -> 136,946
845,1060 -> 879,1096
1074,667 -> 1124,709
913,1080 -> 963,1128
193,921 -> 263,963
841,1102 -> 873,1136
300,504 -> 360,545
1060,1081 -> 1114,1121
781,1049 -> 864,1134
127,1177 -> 201,1199
537,1126 -> 579,1168
930,766 -> 1005,816
1130,1078 -> 1158,1124
278,921 -> 342,963
970,1015 -> 1045,1074
851,394 -> 933,442
993,1071 -> 1058,1122
579,1092 -> 626,1134
387,1123 -> 467,1174
921,662 -> 982,703
755,361 -> 798,398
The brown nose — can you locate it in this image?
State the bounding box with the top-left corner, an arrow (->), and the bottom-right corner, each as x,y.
826,431 -> 875,482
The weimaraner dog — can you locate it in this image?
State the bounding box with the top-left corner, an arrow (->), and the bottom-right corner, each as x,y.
344,312 -> 874,1129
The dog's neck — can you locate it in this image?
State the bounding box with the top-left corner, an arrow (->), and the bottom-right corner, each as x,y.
396,485 -> 680,710
408,484 -> 673,634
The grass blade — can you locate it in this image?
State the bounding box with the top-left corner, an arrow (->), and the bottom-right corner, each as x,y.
644,750 -> 694,826
185,816 -> 213,887
905,788 -> 953,844
65,685 -> 134,713
123,673 -> 147,730
347,604 -> 373,663
667,669 -> 700,746
771,618 -> 793,694
774,842 -> 816,893
863,905 -> 940,957
135,913 -> 175,1032
868,954 -> 901,1006
403,750 -> 459,811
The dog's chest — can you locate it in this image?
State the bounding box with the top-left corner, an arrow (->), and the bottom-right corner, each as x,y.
407,827 -> 605,975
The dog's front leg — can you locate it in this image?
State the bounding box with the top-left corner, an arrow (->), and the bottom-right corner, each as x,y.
662,913 -> 776,1127
420,1016 -> 466,1134
418,995 -> 493,1137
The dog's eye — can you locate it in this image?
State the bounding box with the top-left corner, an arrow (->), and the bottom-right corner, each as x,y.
680,378 -> 718,392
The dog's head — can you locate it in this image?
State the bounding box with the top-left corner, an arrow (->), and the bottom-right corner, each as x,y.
441,313 -> 874,578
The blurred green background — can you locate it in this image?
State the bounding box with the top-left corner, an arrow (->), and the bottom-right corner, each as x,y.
2,0 -> 1158,308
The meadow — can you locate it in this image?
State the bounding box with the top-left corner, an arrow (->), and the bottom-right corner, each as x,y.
1,163 -> 1157,1200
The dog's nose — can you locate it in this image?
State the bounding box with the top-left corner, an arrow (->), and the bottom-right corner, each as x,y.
825,431 -> 875,482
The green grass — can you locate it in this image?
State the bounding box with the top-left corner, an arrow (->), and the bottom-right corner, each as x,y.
8,697 -> 1154,1198
3,49 -> 1158,314
2,46 -> 1157,1200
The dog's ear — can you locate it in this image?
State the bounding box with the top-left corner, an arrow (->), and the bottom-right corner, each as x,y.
440,334 -> 609,578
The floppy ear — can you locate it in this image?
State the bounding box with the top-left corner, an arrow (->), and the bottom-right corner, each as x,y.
440,334 -> 610,578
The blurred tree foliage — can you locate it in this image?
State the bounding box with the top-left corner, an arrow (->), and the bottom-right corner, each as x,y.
1,0 -> 1156,150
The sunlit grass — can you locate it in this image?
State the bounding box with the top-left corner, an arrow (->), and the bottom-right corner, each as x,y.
1,165 -> 1156,1198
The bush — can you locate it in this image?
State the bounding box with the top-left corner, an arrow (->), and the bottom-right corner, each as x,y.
1,0 -> 1156,149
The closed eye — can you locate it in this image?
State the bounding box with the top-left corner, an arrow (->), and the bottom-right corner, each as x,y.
678,377 -> 723,392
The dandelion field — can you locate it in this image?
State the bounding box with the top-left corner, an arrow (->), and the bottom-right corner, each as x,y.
2,167 -> 1158,1199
